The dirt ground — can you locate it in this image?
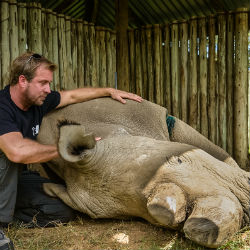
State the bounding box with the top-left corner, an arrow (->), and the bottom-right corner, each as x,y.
7,214 -> 250,250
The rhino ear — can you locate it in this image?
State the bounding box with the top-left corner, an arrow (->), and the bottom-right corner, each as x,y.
58,124 -> 96,162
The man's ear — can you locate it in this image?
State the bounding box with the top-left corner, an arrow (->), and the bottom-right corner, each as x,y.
18,75 -> 28,88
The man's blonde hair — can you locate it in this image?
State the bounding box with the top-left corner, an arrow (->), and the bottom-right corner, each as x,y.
9,52 -> 57,85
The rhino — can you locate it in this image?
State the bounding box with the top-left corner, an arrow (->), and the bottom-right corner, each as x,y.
37,98 -> 250,248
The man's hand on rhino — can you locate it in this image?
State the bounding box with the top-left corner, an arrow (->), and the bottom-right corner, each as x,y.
108,88 -> 143,104
95,137 -> 101,141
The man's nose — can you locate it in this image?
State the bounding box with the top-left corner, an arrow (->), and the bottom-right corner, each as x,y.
44,83 -> 51,93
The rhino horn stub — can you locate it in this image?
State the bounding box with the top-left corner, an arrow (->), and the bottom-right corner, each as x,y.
58,124 -> 96,162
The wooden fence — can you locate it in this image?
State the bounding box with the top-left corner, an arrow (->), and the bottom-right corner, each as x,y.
128,11 -> 250,170
0,0 -> 117,90
0,0 -> 249,169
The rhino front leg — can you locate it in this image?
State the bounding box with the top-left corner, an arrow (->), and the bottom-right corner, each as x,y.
183,195 -> 243,248
169,116 -> 239,168
43,183 -> 79,211
147,183 -> 187,229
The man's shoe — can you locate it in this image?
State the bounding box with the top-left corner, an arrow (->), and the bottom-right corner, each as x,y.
0,229 -> 14,250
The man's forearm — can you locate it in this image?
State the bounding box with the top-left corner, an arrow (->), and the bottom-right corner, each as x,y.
6,138 -> 59,164
57,87 -> 111,108
57,87 -> 142,108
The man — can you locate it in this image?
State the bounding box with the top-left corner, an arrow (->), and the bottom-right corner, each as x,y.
0,52 -> 142,250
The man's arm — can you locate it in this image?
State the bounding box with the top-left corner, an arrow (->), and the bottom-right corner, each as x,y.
57,87 -> 142,108
0,132 -> 59,164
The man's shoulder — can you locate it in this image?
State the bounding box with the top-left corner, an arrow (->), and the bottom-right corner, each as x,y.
0,86 -> 16,116
0,87 -> 11,105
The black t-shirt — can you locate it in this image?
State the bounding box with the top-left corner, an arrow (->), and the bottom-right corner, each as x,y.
0,85 -> 61,140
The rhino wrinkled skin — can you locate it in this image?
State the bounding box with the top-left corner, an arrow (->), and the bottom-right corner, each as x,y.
37,98 -> 250,248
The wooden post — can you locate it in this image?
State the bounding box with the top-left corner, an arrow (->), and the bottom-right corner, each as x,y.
57,14 -> 67,90
110,30 -> 116,88
145,25 -> 154,103
43,9 -> 52,58
65,16 -> 74,89
141,26 -> 148,99
189,17 -> 198,130
163,24 -> 171,112
128,29 -> 135,93
95,26 -> 100,86
135,29 -> 142,96
115,0 -> 129,91
106,29 -> 113,87
171,21 -> 180,118
208,15 -> 217,144
44,9 -> 54,85
199,17 -> 208,138
1,0 -> 10,87
9,0 -> 19,61
77,19 -> 84,88
154,24 -> 163,106
218,13 -> 227,150
71,19 -> 78,88
234,8 -> 249,169
179,20 -> 188,122
89,23 -> 97,86
17,2 -> 27,55
41,8 -> 49,58
99,27 -> 107,87
226,12 -> 234,156
51,11 -> 59,90
83,21 -> 90,86
28,2 -> 42,53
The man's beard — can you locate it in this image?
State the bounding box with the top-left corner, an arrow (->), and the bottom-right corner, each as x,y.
24,87 -> 47,107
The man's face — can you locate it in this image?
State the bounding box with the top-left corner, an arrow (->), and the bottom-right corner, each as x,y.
24,65 -> 53,106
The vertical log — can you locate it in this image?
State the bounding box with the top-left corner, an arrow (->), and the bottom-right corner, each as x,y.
106,29 -> 113,87
9,0 -> 19,61
154,24 -> 163,106
135,29 -> 142,96
41,8 -> 49,58
199,17 -> 208,138
226,12 -> 234,156
189,17 -> 198,130
145,25 -> 154,103
95,27 -> 100,86
141,26 -> 148,99
128,29 -> 135,93
179,20 -> 188,122
163,24 -> 171,112
89,23 -> 97,86
99,27 -> 107,87
51,11 -> 59,90
115,0 -> 129,91
57,14 -> 67,90
65,16 -> 74,89
217,13 -> 227,150
171,21 -> 180,117
45,9 -> 54,61
1,0 -> 10,87
234,9 -> 249,169
110,30 -> 116,88
83,21 -> 90,86
28,2 -> 42,53
77,19 -> 84,88
17,2 -> 27,55
208,15 -> 217,144
71,19 -> 78,88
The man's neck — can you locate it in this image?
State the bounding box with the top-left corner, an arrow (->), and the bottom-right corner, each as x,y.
9,85 -> 30,111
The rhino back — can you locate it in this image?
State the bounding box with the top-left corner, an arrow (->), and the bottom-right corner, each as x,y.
37,98 -> 169,145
